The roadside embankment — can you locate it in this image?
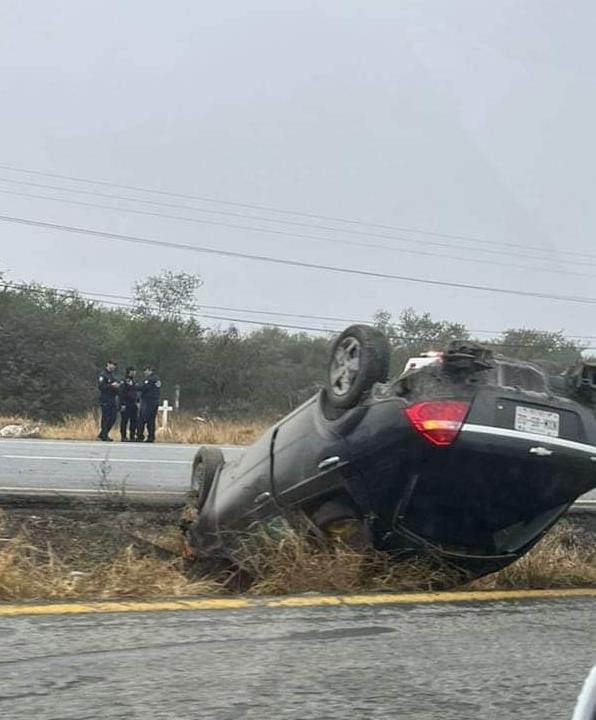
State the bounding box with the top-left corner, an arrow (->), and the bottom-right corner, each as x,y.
0,503 -> 594,602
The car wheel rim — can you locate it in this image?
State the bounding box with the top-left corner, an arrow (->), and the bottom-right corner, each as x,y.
329,336 -> 361,396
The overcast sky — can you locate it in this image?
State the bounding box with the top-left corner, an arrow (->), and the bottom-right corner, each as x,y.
1,0 -> 595,341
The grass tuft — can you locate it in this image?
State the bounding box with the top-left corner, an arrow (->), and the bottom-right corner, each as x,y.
225,527 -> 458,595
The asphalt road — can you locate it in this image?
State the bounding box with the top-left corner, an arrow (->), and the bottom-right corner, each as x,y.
1,597 -> 595,719
1,438 -> 595,506
0,438 -> 244,500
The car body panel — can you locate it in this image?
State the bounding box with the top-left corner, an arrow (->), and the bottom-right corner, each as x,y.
271,396 -> 351,506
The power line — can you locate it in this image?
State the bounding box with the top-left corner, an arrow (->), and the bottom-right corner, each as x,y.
0,162 -> 586,261
20,285 -> 361,326
4,281 -> 594,349
4,214 -> 596,308
8,280 -> 595,339
0,176 -> 587,272
4,186 -> 594,280
51,287 -> 596,342
6,278 -> 595,339
1,283 -> 339,334
70,290 -> 366,324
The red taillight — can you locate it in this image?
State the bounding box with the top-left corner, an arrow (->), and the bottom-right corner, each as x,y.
404,400 -> 470,447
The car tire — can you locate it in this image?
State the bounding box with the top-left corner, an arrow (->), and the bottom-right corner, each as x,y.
190,446 -> 224,511
326,324 -> 390,409
311,500 -> 370,552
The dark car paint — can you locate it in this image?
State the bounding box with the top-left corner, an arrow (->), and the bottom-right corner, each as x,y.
187,364 -> 596,575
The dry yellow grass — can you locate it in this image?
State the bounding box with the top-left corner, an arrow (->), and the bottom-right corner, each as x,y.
0,412 -> 268,445
0,510 -> 594,602
227,527 -> 457,595
0,509 -> 219,601
472,522 -> 596,590
163,414 -> 269,445
0,540 -> 220,601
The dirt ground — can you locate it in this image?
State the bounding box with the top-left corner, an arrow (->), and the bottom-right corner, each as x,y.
0,505 -> 183,567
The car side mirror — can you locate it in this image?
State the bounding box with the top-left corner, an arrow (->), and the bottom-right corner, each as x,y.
572,665 -> 596,720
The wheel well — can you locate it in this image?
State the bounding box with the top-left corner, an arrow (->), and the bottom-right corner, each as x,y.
305,493 -> 361,526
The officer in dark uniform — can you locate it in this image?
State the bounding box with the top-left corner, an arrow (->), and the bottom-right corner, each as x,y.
119,366 -> 139,442
137,365 -> 161,443
97,361 -> 120,441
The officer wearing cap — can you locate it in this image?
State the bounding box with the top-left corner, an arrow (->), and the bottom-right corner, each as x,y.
97,360 -> 120,441
119,366 -> 140,442
137,365 -> 161,443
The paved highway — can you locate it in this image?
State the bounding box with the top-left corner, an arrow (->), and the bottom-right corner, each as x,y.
1,437 -> 595,506
0,438 -> 244,500
1,595 -> 594,719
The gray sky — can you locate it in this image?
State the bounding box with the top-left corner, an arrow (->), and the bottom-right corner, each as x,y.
1,0 -> 595,340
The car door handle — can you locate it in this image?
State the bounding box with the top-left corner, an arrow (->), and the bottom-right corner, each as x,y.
318,456 -> 341,471
529,446 -> 553,457
254,491 -> 272,505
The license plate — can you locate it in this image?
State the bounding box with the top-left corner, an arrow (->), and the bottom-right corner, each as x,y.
514,406 -> 560,437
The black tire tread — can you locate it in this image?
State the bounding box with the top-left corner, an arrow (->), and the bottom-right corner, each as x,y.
326,324 -> 390,409
191,446 -> 224,510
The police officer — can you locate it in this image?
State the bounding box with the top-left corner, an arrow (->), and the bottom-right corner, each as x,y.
119,366 -> 139,442
97,360 -> 120,441
137,365 -> 161,443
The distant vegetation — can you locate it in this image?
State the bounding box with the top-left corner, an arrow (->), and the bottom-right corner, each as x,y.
0,271 -> 585,421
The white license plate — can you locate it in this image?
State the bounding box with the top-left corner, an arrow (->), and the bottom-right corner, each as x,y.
514,406 -> 560,437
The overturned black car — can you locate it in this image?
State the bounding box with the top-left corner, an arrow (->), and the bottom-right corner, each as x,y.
184,325 -> 596,579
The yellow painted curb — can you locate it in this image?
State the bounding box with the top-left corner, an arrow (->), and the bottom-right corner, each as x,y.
0,587 -> 595,617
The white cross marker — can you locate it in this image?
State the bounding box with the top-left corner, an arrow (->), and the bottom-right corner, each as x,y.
158,400 -> 173,430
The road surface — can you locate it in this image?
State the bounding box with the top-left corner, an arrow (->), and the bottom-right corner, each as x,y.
0,438 -> 244,500
1,595 -> 594,719
1,437 -> 595,506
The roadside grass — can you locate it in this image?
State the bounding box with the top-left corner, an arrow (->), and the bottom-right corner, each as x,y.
0,509 -> 594,602
0,540 -> 219,601
472,522 -> 596,590
0,508 -> 218,601
223,527 -> 459,595
0,412 -> 268,446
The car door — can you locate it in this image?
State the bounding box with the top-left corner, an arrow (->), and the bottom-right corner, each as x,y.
271,394 -> 352,507
209,426 -> 278,528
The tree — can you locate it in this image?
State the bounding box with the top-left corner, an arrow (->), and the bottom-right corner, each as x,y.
189,326 -> 329,417
0,285 -> 96,419
373,308 -> 469,373
125,314 -> 204,407
188,327 -> 256,415
242,328 -> 329,413
371,309 -> 400,347
488,329 -> 583,372
132,270 -> 202,322
1,271 -> 585,423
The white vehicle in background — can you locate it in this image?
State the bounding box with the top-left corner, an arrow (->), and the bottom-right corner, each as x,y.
572,666 -> 596,720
